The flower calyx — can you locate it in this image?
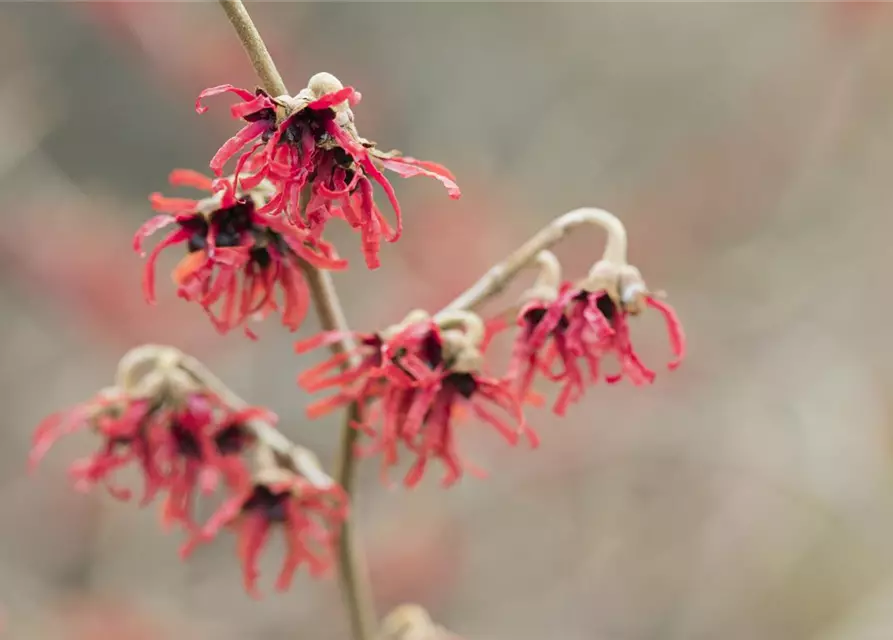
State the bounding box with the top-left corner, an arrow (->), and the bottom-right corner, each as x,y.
435,311 -> 486,375
579,259 -> 652,316
273,71 -> 360,139
114,344 -> 197,406
253,434 -> 336,492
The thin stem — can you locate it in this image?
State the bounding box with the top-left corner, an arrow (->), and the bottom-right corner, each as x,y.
531,250 -> 562,291
217,1 -> 375,638
217,0 -> 288,97
177,351 -> 296,457
441,207 -> 628,313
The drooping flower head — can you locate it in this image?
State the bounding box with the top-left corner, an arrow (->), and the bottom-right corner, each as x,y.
297,311 -> 537,487
158,399 -> 271,532
30,386 -> 163,502
511,257 -> 685,415
188,456 -> 348,598
294,309 -> 434,419
135,169 -> 346,338
196,73 -> 461,269
30,346 -> 271,534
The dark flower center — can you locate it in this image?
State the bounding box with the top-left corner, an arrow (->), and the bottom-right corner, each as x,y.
249,247 -> 272,268
573,291 -> 617,323
332,146 -> 353,169
388,331 -> 444,377
420,331 -> 445,368
215,425 -> 251,455
171,422 -> 250,459
523,306 -> 569,333
392,331 -> 480,398
182,201 -> 253,252
181,199 -> 288,269
444,372 -> 478,399
595,294 -> 617,322
243,91 -> 276,126
213,201 -> 254,248
281,105 -> 336,147
242,485 -> 289,522
327,147 -> 357,189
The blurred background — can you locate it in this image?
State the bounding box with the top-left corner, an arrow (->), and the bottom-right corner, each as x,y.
2,1 -> 893,639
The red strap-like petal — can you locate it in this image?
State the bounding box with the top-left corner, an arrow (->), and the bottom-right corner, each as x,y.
278,262 -> 310,331
168,168 -> 214,191
322,120 -> 404,243
142,228 -> 191,303
133,214 -> 177,256
230,93 -> 275,119
195,84 -> 257,114
172,251 -> 209,288
645,296 -> 686,370
294,330 -> 361,354
379,156 -> 461,199
237,512 -> 271,599
308,86 -> 361,110
210,121 -> 270,176
149,194 -> 199,215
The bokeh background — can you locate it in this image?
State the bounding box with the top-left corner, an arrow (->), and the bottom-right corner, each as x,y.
2,1 -> 893,639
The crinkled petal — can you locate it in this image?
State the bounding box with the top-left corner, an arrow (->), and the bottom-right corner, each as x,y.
168,169 -> 214,190
195,84 -> 257,114
133,214 -> 177,256
645,296 -> 686,370
308,86 -> 361,110
143,228 -> 191,303
379,156 -> 461,199
210,121 -> 270,176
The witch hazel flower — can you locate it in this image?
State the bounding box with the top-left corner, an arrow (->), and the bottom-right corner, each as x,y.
29,346 -> 270,533
158,399 -> 272,533
196,72 -> 461,268
30,385 -> 162,502
135,169 -> 346,338
186,446 -> 347,598
297,310 -> 537,487
507,210 -> 685,415
294,309 -> 435,420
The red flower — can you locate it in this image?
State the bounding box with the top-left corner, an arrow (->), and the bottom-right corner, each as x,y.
196,74 -> 460,269
30,386 -> 269,534
294,316 -> 438,420
134,169 -> 346,338
157,400 -> 272,533
187,470 -> 347,598
194,84 -> 279,176
30,389 -> 162,501
297,316 -> 537,487
510,281 -> 685,415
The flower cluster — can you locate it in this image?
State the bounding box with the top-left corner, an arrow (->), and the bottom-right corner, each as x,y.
137,74 -> 461,332
196,73 -> 460,269
33,55 -> 688,615
30,346 -> 346,596
135,169 -> 347,338
191,464 -> 347,597
507,258 -> 685,415
296,311 -> 538,487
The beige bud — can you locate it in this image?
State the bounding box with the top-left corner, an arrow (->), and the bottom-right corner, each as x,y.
307,71 -> 344,98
